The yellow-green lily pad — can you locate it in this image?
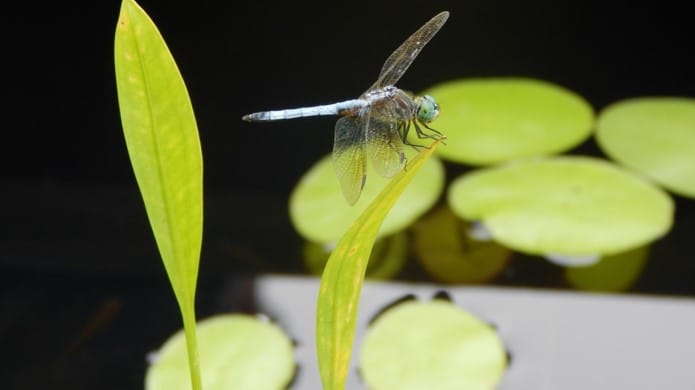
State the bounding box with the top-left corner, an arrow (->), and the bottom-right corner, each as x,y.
448,156 -> 674,256
359,299 -> 506,389
289,152 -> 445,243
596,97 -> 695,198
410,205 -> 511,283
422,78 -> 594,165
145,314 -> 295,390
564,245 -> 650,292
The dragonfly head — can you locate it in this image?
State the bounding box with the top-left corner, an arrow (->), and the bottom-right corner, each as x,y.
415,95 -> 440,123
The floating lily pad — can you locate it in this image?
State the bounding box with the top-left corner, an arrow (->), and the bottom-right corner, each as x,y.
421,78 -> 594,165
145,314 -> 295,390
359,299 -> 506,389
596,97 -> 695,198
410,205 -> 511,283
564,245 -> 650,292
290,152 -> 444,243
448,156 -> 674,256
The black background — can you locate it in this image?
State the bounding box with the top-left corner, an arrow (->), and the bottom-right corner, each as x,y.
2,1 -> 694,388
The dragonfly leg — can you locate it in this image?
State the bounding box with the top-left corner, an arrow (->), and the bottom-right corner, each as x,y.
400,121 -> 427,150
414,121 -> 445,140
414,121 -> 447,147
421,122 -> 446,139
402,121 -> 448,150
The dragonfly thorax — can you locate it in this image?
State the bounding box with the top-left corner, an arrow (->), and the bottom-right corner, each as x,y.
362,85 -> 399,101
361,86 -> 419,121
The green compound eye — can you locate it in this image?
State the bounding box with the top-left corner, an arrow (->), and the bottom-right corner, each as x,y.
416,95 -> 440,123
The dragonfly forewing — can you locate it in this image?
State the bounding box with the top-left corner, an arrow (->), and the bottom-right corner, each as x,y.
370,11 -> 449,90
333,116 -> 368,205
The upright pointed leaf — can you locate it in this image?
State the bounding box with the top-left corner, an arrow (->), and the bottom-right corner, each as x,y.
316,142 -> 440,389
114,1 -> 202,388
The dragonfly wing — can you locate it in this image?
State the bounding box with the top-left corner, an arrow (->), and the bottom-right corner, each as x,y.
371,11 -> 449,90
365,102 -> 406,178
333,116 -> 367,205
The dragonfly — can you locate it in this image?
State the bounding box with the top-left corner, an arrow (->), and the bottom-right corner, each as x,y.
243,11 -> 449,205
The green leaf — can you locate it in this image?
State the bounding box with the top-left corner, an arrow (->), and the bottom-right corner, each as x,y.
145,315 -> 296,390
422,78 -> 594,165
596,97 -> 695,198
316,142 -> 441,390
448,156 -> 673,256
302,232 -> 409,280
114,1 -> 202,389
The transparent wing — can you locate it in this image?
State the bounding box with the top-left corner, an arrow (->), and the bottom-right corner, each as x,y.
365,101 -> 406,178
371,11 -> 449,90
333,116 -> 368,205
